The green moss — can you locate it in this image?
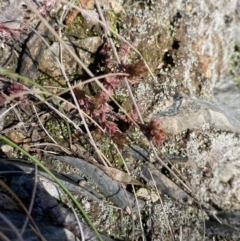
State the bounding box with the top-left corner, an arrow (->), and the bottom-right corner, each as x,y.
46,119 -> 66,141
51,159 -> 64,172
229,44 -> 240,87
105,10 -> 121,39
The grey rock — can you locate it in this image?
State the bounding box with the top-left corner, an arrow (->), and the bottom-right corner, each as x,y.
153,93 -> 240,135
0,0 -> 24,29
0,159 -> 119,241
140,163 -> 189,202
0,209 -> 80,241
55,156 -> 145,211
213,77 -> 240,122
218,163 -> 239,183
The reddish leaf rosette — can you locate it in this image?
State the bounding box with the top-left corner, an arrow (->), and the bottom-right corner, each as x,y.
140,119 -> 165,147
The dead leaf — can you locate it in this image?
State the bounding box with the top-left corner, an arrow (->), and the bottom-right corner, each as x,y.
7,131 -> 30,144
95,163 -> 142,186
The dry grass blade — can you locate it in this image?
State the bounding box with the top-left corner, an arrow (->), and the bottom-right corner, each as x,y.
114,144 -> 146,241
0,231 -> 11,241
32,105 -> 72,154
0,102 -> 19,119
0,180 -> 45,241
147,168 -> 174,241
20,164 -> 38,236
0,213 -> 24,241
151,142 -> 192,194
94,0 -> 145,125
69,201 -> 85,241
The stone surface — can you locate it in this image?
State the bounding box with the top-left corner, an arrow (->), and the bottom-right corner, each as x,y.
0,0 -> 24,29
213,77 -> 240,122
0,209 -> 80,241
218,163 -> 239,183
152,93 -> 240,135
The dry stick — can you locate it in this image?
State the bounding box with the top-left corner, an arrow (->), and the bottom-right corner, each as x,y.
32,104 -> 58,145
179,226 -> 183,241
33,93 -> 84,133
120,183 -> 135,241
52,95 -> 105,132
41,93 -> 105,132
0,89 -> 52,104
200,201 -> 206,241
28,145 -> 61,155
35,72 -> 129,105
151,142 -> 192,194
0,231 -> 11,241
62,0 -> 76,22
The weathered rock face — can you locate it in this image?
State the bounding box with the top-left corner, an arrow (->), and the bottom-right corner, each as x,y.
0,209 -> 78,241
152,92 -> 240,135
1,0 -> 240,240
118,0 -> 240,134
0,0 -> 24,29
213,77 -> 240,122
118,1 -> 240,239
121,0 -> 239,98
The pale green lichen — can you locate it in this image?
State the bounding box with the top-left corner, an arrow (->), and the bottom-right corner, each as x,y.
186,125 -> 240,210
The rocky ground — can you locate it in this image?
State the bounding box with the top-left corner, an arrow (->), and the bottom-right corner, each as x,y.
0,0 -> 240,240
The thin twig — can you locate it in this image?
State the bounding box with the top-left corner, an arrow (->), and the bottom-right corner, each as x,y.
114,143 -> 145,241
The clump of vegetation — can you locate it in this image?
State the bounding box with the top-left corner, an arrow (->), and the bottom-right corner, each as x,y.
1,0 -> 239,241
